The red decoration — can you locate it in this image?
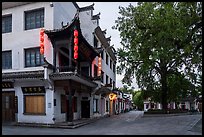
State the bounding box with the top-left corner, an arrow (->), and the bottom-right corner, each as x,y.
73,29 -> 78,59
74,38 -> 78,45
74,45 -> 78,51
74,52 -> 78,59
74,30 -> 78,37
39,29 -> 44,55
98,56 -> 102,76
40,47 -> 44,55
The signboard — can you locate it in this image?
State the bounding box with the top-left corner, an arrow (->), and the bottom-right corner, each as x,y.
2,82 -> 14,89
21,86 -> 45,93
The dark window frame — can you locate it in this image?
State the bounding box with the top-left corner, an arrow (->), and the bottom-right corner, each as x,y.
113,63 -> 116,73
101,50 -> 104,59
25,8 -> 44,30
110,59 -> 112,69
106,53 -> 109,65
106,75 -> 109,84
2,14 -> 12,33
101,70 -> 104,83
25,47 -> 44,67
2,50 -> 12,69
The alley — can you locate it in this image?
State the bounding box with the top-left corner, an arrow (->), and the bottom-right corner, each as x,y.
2,111 -> 202,135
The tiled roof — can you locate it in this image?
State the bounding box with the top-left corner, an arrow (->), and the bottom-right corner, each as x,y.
95,86 -> 112,95
49,72 -> 97,88
2,70 -> 44,80
79,3 -> 94,12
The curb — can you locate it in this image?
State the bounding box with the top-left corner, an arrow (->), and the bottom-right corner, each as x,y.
142,112 -> 191,118
13,118 -> 99,129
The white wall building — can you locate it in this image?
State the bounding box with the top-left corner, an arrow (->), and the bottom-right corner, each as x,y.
2,2 -> 116,124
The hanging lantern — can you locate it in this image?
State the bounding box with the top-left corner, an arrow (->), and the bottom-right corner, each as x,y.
74,37 -> 78,45
40,48 -> 44,55
74,30 -> 78,37
73,29 -> 78,60
98,56 -> 102,76
39,28 -> 44,55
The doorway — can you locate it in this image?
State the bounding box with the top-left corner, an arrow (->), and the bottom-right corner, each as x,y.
2,91 -> 15,122
81,100 -> 90,118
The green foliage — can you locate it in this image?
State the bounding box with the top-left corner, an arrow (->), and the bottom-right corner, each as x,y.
113,2 -> 202,109
133,90 -> 144,110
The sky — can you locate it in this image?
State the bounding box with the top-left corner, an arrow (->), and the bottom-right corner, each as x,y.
77,2 -> 139,90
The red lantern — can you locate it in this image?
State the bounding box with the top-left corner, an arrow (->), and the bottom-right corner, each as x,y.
74,30 -> 78,37
74,38 -> 78,45
39,28 -> 44,55
74,52 -> 78,59
40,47 -> 44,55
73,29 -> 78,59
74,45 -> 78,51
98,56 -> 102,76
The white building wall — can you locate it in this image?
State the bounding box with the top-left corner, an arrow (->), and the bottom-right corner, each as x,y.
79,10 -> 96,46
15,80 -> 54,124
2,2 -> 54,73
53,2 -> 77,29
53,87 -> 65,123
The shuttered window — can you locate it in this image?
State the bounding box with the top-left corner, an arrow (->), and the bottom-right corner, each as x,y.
24,95 -> 45,115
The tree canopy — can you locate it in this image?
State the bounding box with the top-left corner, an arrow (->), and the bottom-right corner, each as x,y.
113,2 -> 202,111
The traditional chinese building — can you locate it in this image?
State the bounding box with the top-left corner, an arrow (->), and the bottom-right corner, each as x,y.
2,2 -> 116,124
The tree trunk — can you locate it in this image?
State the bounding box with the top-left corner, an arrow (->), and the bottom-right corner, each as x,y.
161,72 -> 168,113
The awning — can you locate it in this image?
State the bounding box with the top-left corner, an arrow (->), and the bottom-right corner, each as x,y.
2,70 -> 44,81
95,86 -> 112,96
49,72 -> 97,88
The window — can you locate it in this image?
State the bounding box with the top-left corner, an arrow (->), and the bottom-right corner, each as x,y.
2,15 -> 12,33
110,78 -> 112,85
110,59 -> 112,69
106,101 -> 109,112
101,51 -> 103,59
106,53 -> 109,65
94,65 -> 98,77
25,48 -> 44,67
113,81 -> 115,89
24,95 -> 45,114
2,51 -> 12,69
94,35 -> 98,48
101,71 -> 104,83
25,8 -> 44,30
106,75 -> 109,84
113,63 -> 116,73
61,95 -> 66,113
93,99 -> 98,113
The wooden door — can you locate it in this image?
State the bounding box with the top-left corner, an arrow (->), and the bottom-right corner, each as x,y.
2,92 -> 15,122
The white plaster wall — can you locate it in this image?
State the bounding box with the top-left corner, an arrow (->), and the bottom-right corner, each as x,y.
2,2 -> 54,73
53,87 -> 66,123
185,101 -> 190,110
15,79 -> 54,124
79,10 -> 96,46
53,2 -> 77,29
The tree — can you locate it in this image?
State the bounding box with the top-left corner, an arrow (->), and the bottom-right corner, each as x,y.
113,2 -> 202,112
133,90 -> 144,110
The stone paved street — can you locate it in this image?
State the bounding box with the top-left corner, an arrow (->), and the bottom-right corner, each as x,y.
2,111 -> 202,135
